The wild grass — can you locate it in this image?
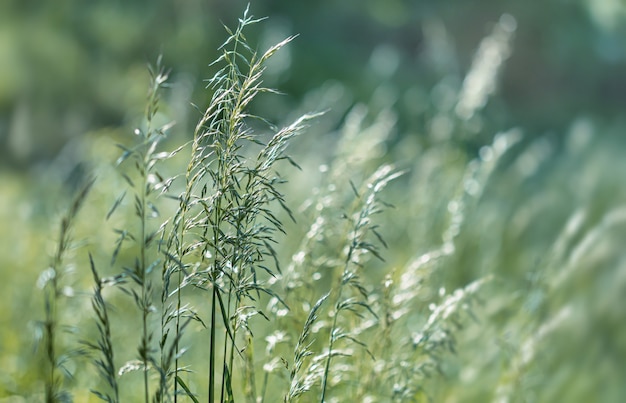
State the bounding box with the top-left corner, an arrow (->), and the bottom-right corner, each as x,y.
35,176 -> 94,403
15,6 -> 625,403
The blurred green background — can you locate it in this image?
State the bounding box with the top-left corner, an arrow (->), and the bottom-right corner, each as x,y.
1,0 -> 626,401
1,0 -> 626,166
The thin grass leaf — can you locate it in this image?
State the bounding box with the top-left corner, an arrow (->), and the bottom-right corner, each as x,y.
176,376 -> 200,403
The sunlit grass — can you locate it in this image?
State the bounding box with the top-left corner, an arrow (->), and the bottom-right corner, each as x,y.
0,6 -> 625,403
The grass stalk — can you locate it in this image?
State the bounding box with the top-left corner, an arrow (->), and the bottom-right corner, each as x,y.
84,254 -> 121,403
156,6 -> 309,401
111,55 -> 174,402
39,177 -> 94,402
318,165 -> 402,401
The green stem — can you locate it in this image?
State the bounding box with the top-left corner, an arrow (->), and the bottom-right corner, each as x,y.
45,285 -> 56,403
209,284 -> 217,403
220,285 -> 234,403
320,243 -> 355,402
319,292 -> 341,403
209,171 -> 223,403
141,162 -> 150,403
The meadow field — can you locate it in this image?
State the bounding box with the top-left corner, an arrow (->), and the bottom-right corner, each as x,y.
0,1 -> 625,402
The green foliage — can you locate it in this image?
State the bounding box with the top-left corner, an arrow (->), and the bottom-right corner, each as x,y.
0,5 -> 624,403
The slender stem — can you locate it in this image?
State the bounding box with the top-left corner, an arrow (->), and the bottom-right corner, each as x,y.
320,242 -> 355,402
209,167 -> 223,403
45,214 -> 70,402
173,210 -> 185,403
172,135 -> 200,402
223,210 -> 246,402
141,160 -> 150,403
45,285 -> 56,403
209,283 -> 217,403
319,291 -> 341,403
220,284 -> 233,403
